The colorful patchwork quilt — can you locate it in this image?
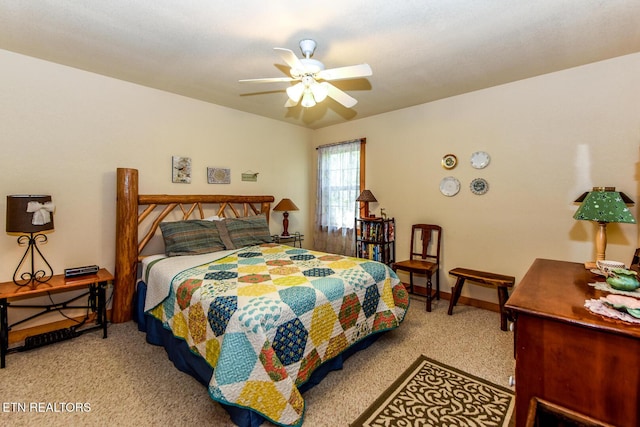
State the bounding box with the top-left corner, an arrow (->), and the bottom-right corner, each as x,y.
146,243 -> 408,426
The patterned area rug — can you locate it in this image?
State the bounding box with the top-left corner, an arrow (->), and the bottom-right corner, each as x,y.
351,355 -> 515,427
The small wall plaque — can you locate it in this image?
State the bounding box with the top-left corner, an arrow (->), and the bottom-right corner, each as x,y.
241,172 -> 259,182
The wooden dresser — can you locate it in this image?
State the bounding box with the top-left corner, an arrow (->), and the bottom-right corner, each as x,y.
505,258 -> 640,427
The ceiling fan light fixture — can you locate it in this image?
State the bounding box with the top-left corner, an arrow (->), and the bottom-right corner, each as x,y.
301,90 -> 316,108
286,83 -> 304,102
242,40 -> 372,110
299,58 -> 324,74
311,82 -> 328,102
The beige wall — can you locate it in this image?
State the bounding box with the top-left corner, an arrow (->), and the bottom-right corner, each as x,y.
1,49 -> 312,326
312,53 -> 640,303
3,47 -> 640,323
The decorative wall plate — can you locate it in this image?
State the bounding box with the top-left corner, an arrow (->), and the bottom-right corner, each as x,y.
440,176 -> 461,196
470,151 -> 491,169
470,178 -> 489,195
441,154 -> 457,170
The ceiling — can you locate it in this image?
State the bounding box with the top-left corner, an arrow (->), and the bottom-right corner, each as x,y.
1,1 -> 640,129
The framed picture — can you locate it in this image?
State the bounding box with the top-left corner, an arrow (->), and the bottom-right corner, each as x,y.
207,167 -> 231,184
172,156 -> 191,183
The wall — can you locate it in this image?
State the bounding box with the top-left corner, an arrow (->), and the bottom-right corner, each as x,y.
312,53 -> 640,303
0,49 -> 313,327
3,47 -> 639,323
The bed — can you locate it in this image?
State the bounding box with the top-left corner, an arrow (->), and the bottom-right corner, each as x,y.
113,168 -> 409,427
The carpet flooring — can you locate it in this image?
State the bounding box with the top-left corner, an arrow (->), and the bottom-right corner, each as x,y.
0,297 -> 515,426
351,355 -> 515,427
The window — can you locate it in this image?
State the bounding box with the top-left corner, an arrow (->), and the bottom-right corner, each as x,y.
313,138 -> 365,255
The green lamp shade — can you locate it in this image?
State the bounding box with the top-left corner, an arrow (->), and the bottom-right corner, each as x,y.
573,191 -> 636,224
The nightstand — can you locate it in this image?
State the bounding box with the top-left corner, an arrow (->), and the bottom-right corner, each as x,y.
272,232 -> 304,248
0,268 -> 113,368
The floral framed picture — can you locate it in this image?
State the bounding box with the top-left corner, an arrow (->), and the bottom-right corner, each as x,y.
207,167 -> 231,184
172,156 -> 191,183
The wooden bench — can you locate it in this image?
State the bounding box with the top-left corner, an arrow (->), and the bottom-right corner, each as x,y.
448,268 -> 515,331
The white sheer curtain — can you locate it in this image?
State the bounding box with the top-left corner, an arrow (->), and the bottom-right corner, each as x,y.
313,140 -> 361,255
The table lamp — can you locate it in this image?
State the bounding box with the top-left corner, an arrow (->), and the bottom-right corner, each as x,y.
6,195 -> 55,286
573,187 -> 635,262
273,198 -> 299,236
356,190 -> 377,218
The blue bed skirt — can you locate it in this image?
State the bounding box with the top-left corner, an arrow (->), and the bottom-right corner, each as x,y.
134,281 -> 380,427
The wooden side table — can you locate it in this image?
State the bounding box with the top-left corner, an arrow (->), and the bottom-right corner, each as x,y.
272,232 -> 304,248
0,268 -> 113,368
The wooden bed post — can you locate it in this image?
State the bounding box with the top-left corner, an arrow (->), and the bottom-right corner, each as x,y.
113,168 -> 138,323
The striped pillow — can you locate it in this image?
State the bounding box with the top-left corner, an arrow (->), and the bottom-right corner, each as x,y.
223,215 -> 273,249
159,220 -> 226,256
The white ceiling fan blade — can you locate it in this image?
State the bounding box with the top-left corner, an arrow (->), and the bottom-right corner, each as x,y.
325,83 -> 358,108
317,63 -> 372,81
274,48 -> 305,71
239,77 -> 297,83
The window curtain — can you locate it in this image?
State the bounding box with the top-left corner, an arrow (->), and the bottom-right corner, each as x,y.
313,140 -> 361,255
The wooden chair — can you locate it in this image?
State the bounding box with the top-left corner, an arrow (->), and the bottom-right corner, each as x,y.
391,224 -> 441,311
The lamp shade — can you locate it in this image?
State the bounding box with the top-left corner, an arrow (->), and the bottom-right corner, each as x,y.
301,90 -> 316,108
573,189 -> 636,224
356,190 -> 377,203
6,195 -> 55,233
574,187 -> 634,204
311,82 -> 329,102
273,198 -> 299,212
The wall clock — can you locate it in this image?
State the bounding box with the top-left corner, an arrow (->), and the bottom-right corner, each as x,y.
440,176 -> 461,196
441,154 -> 457,170
470,151 -> 490,169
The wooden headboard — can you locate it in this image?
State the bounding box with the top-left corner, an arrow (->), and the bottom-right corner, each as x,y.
113,168 -> 274,323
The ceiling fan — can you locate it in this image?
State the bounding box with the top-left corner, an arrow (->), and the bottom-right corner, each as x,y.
239,39 -> 372,108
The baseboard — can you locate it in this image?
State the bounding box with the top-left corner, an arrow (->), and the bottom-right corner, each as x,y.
403,283 -> 500,313
8,310 -> 112,345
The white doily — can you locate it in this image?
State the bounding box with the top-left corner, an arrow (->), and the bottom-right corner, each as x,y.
584,298 -> 640,325
588,281 -> 640,297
